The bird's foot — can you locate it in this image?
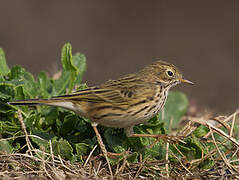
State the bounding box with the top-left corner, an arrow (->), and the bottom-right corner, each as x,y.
104,149 -> 131,159
130,133 -> 185,145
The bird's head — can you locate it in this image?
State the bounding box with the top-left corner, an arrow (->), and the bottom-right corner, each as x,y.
140,60 -> 194,87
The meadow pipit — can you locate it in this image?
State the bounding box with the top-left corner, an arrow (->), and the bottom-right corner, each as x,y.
9,60 -> 193,174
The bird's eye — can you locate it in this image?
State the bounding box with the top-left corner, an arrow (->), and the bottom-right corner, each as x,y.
167,70 -> 174,77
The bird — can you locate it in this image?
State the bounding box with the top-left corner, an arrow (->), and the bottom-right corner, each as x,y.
8,60 -> 193,174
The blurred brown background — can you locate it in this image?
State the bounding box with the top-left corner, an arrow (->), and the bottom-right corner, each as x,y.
0,1 -> 238,113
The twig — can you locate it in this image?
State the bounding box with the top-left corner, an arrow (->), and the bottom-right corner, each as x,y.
17,110 -> 33,156
165,142 -> 169,178
133,155 -> 151,180
171,152 -> 193,175
209,126 -> 233,171
49,140 -> 55,168
83,145 -> 97,167
58,154 -> 72,172
117,150 -> 130,175
230,112 -> 236,137
189,116 -> 239,147
0,134 -> 48,142
95,160 -> 102,177
204,109 -> 239,138
40,148 -> 52,179
232,147 -> 239,159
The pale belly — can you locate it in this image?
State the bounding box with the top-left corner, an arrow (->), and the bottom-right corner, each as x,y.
96,114 -> 155,128
95,100 -> 165,128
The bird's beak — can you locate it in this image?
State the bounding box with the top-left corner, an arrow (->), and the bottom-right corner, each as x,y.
179,78 -> 194,85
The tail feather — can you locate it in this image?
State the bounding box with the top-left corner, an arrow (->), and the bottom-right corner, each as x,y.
8,98 -> 81,114
8,99 -> 59,106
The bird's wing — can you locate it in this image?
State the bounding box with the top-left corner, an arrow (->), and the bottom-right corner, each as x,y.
52,87 -> 124,105
53,74 -> 155,106
96,74 -> 156,105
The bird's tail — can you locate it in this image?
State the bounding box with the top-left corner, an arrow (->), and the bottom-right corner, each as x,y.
8,97 -> 82,113
9,97 -> 86,115
8,87 -> 110,113
8,98 -> 61,106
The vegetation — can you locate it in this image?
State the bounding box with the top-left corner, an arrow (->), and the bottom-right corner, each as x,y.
0,43 -> 238,179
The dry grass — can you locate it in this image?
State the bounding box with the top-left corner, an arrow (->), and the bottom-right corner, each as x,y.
0,109 -> 239,179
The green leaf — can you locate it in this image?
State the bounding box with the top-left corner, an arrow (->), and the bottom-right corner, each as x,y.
158,91 -> 189,132
41,107 -> 59,127
0,75 -> 4,82
199,158 -> 215,169
0,123 -> 21,137
52,138 -> 74,160
0,48 -> 10,76
126,152 -> 138,163
25,114 -> 40,130
59,114 -> 78,136
61,43 -> 77,93
13,85 -> 31,112
61,43 -> 75,71
0,139 -> 13,153
8,65 -> 37,98
193,125 -> 209,137
14,85 -> 31,100
175,136 -> 204,160
0,83 -> 15,101
0,101 -> 15,114
9,65 -> 25,80
76,143 -> 89,156
30,131 -> 52,150
37,71 -> 52,98
54,43 -> 87,95
53,70 -> 71,95
23,71 -> 38,97
104,128 -> 128,153
72,53 -> 86,84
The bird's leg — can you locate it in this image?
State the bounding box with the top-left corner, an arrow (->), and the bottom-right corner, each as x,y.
129,133 -> 184,144
125,126 -> 134,137
125,126 -> 182,143
107,151 -> 131,159
91,122 -> 113,177
95,126 -> 133,158
125,126 -> 184,144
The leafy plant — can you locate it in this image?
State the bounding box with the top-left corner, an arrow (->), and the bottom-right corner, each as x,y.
0,43 -> 204,165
